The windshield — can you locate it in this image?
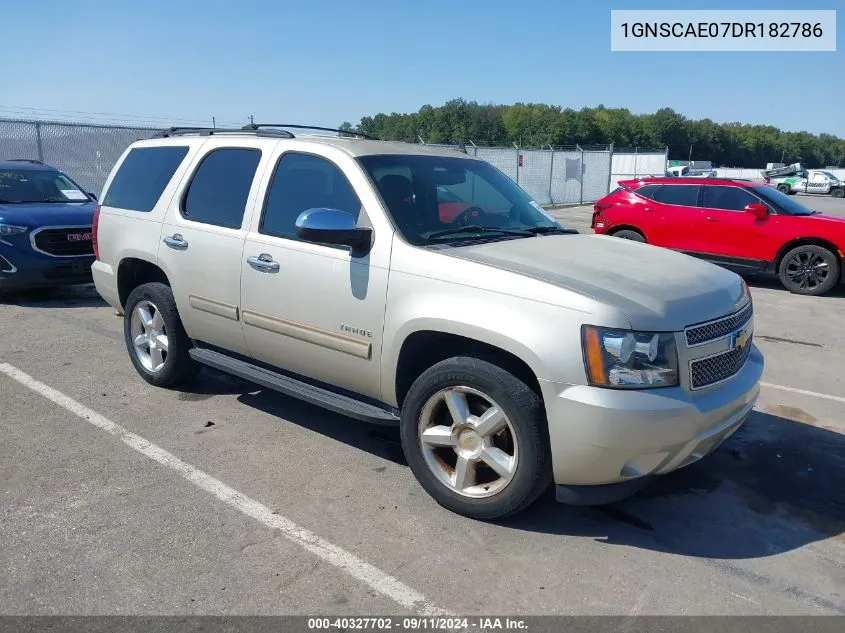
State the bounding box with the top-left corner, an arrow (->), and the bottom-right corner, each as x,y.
753,185 -> 816,216
358,154 -> 560,245
0,168 -> 90,203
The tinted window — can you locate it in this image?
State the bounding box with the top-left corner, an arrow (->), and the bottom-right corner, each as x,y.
182,148 -> 261,229
261,153 -> 362,239
634,184 -> 660,200
701,186 -> 758,211
652,185 -> 700,207
752,185 -> 815,216
103,146 -> 189,212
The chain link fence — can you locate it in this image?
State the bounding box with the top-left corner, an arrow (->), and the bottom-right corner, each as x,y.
0,117 -> 659,206
421,142 -> 615,206
0,118 -> 163,195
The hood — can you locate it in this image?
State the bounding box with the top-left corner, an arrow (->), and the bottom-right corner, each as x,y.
445,234 -> 748,331
811,213 -> 845,224
0,201 -> 96,228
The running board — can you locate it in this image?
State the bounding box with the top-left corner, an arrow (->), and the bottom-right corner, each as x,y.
189,348 -> 400,426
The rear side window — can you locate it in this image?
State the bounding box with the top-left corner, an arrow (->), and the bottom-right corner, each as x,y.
633,184 -> 659,200
260,152 -> 362,240
182,148 -> 262,229
102,146 -> 189,212
652,185 -> 700,207
701,186 -> 758,211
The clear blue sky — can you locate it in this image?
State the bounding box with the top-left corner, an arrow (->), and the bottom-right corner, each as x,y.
4,0 -> 843,135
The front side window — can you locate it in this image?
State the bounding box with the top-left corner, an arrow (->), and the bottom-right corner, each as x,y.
103,146 -> 189,212
358,154 -> 561,246
701,186 -> 758,211
651,185 -> 700,207
753,186 -> 815,216
0,168 -> 90,204
260,152 -> 362,240
182,148 -> 262,229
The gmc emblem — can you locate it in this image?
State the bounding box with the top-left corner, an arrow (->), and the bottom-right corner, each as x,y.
67,232 -> 93,242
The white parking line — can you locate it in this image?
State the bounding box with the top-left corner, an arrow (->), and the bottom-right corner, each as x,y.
761,382 -> 845,404
0,362 -> 447,617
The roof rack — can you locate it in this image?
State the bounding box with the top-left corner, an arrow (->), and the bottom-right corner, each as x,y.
155,126 -> 295,139
242,123 -> 377,140
7,158 -> 46,165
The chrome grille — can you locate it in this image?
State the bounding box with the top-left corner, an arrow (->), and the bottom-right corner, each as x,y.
685,302 -> 753,346
690,343 -> 752,390
31,226 -> 94,257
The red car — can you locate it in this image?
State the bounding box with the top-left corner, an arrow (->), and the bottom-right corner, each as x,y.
592,177 -> 845,296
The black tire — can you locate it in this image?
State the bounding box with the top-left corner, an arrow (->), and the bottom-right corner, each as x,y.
400,356 -> 552,520
778,245 -> 840,296
832,187 -> 845,199
777,184 -> 791,195
123,282 -> 199,387
611,229 -> 646,243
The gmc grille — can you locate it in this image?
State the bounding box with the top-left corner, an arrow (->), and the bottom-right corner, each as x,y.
32,227 -> 94,257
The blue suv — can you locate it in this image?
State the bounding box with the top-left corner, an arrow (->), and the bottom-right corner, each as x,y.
0,159 -> 97,293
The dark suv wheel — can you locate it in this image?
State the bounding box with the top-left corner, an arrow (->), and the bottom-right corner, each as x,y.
778,245 -> 840,296
400,356 -> 552,519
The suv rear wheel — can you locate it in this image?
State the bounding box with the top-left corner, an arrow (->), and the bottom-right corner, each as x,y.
611,229 -> 646,243
124,282 -> 199,386
778,245 -> 840,296
400,356 -> 551,519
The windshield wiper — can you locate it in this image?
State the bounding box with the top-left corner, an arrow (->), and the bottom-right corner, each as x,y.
426,225 -> 535,240
525,226 -> 580,235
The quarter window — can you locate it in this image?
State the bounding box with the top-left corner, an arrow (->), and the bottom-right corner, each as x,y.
651,185 -> 700,207
103,146 -> 189,212
634,184 -> 660,200
260,153 -> 362,240
182,148 -> 262,229
701,186 -> 758,211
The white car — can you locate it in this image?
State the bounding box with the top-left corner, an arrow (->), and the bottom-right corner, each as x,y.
91,125 -> 763,519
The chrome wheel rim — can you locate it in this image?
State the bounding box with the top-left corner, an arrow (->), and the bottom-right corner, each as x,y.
130,300 -> 169,373
418,386 -> 518,499
785,251 -> 829,290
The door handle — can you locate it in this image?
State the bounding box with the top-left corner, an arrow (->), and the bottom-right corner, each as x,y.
705,216 -> 718,222
643,207 -> 654,212
247,254 -> 280,273
163,234 -> 188,249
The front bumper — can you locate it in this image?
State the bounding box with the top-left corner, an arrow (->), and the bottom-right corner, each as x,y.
540,344 -> 763,502
0,250 -> 94,291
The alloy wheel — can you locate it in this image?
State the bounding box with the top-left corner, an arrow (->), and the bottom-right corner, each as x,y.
130,300 -> 169,373
785,250 -> 829,291
418,386 -> 518,498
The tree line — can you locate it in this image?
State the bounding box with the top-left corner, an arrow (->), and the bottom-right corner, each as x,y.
339,99 -> 844,168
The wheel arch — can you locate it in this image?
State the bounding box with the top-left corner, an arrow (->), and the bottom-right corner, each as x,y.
774,237 -> 845,277
391,328 -> 545,409
117,256 -> 171,308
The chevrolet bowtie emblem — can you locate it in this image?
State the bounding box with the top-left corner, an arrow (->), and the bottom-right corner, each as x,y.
733,327 -> 751,350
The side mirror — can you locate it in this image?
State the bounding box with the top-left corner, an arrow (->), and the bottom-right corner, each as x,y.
744,203 -> 768,220
295,208 -> 372,251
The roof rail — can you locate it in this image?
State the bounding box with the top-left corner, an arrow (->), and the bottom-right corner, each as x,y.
242,123 -> 377,140
7,158 -> 46,165
155,126 -> 295,139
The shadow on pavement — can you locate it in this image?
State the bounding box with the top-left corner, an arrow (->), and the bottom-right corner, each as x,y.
743,273 -> 845,298
1,284 -> 107,308
501,409 -> 845,560
183,367 -> 843,560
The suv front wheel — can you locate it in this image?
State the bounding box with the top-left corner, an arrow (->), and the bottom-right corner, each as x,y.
124,282 -> 199,387
400,356 -> 552,519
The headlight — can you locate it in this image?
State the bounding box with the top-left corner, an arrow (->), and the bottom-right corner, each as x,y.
0,224 -> 28,235
582,325 -> 679,388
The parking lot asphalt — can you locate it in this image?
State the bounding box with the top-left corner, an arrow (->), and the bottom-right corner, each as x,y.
1,194 -> 844,616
